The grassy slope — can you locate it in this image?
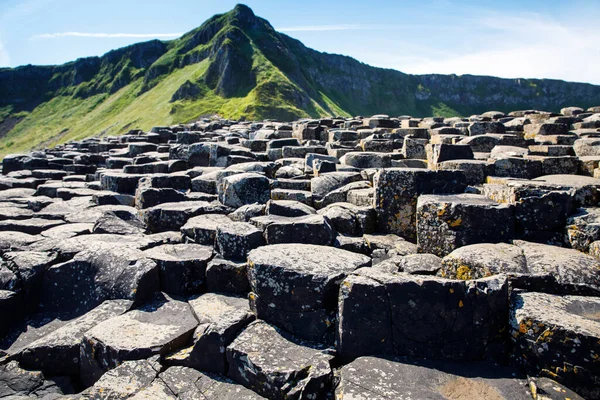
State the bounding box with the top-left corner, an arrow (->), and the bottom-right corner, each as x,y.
0,35 -> 337,158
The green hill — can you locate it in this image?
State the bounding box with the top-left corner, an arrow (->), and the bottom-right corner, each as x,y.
1,4 -> 600,158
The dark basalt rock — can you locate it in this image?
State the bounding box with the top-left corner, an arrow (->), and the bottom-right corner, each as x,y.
338,268 -> 508,362
2,101 -> 600,397
336,356 -> 530,400
226,320 -> 332,400
142,243 -> 213,295
247,244 -> 370,343
510,291 -> 600,399
168,293 -> 254,374
80,293 -> 197,386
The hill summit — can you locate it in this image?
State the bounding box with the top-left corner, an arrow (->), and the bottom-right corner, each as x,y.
2,4 -> 600,156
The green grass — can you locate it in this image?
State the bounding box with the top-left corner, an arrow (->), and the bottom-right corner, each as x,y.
430,102 -> 462,118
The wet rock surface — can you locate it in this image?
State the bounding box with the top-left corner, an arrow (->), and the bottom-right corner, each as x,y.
1,108 -> 600,398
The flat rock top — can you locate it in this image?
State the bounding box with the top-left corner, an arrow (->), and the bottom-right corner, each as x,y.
534,174 -> 600,187
145,200 -> 222,212
513,240 -> 600,287
337,356 -> 530,400
143,244 -> 213,262
182,214 -> 233,228
85,294 -> 197,351
227,320 -> 330,370
188,293 -> 252,330
442,243 -> 528,277
160,366 -> 264,399
247,244 -> 371,275
418,193 -> 506,206
511,291 -> 600,337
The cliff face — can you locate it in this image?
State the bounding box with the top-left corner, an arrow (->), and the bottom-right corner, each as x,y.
1,3 -> 600,157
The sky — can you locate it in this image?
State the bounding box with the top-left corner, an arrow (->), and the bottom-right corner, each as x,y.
1,0 -> 599,84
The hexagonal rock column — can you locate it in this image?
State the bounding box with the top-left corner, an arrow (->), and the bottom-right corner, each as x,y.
337,268 -> 508,361
416,194 -> 515,256
483,180 -> 574,244
40,247 -> 159,316
142,244 -> 214,295
216,222 -> 264,260
167,293 -> 255,374
373,168 -> 467,241
218,172 -> 270,208
17,299 -> 132,376
77,356 -> 161,398
247,244 -> 371,343
440,242 -> 600,295
159,366 -> 265,399
336,356 -> 531,400
80,293 -> 198,386
566,207 -> 600,252
140,201 -> 229,233
264,214 -> 336,245
227,320 -> 333,400
510,291 -> 600,399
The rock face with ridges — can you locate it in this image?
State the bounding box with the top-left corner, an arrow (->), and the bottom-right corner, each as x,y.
338,268 -> 508,361
2,100 -> 600,398
227,320 -> 332,400
80,293 -> 198,385
510,291 -> 600,399
247,244 -> 370,343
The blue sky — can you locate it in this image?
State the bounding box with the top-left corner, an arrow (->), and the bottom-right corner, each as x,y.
1,0 -> 599,84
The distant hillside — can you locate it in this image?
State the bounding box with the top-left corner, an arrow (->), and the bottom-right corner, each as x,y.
1,4 -> 600,158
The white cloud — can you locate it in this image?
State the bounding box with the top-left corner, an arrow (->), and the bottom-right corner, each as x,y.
350,11 -> 600,84
0,37 -> 11,67
31,32 -> 183,39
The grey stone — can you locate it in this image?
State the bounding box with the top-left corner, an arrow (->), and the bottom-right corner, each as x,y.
80,293 -> 198,386
227,320 -> 332,400
247,244 -> 370,343
143,244 -> 213,295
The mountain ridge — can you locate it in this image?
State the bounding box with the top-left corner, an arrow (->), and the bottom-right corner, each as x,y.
1,3 -> 600,157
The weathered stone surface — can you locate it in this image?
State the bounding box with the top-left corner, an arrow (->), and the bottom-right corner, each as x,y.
484,180 -> 575,243
527,377 -> 585,400
0,360 -> 75,398
264,214 -> 335,245
205,256 -> 249,294
227,320 -> 333,400
0,218 -> 64,235
336,356 -> 530,400
566,207 -> 600,252
17,299 -> 131,375
441,241 -> 600,294
77,356 -> 161,398
376,253 -> 443,275
338,268 -> 508,361
219,172 -> 270,208
168,293 -> 254,374
92,210 -> 146,235
510,291 -> 600,399
216,222 -> 264,260
80,293 -> 198,386
159,366 -> 265,399
513,240 -> 600,295
247,244 -> 370,342
41,246 -> 159,315
416,194 -> 515,256
310,171 -> 362,202
143,244 -> 213,295
181,213 -> 232,245
141,200 -> 229,232
440,243 -> 528,279
374,168 -> 467,240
